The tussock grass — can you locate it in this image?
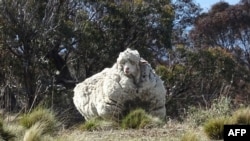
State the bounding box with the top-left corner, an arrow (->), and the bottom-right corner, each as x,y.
181,130 -> 199,141
231,107 -> 250,125
23,122 -> 45,141
0,119 -> 15,141
1,97 -> 247,141
203,116 -> 232,140
79,117 -> 118,131
19,107 -> 59,134
121,109 -> 163,129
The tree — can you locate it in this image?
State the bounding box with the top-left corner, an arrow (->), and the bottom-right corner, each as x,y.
0,0 -> 79,110
156,46 -> 250,118
78,0 -> 174,64
190,1 -> 250,70
191,1 -> 250,49
172,0 -> 202,47
0,0 -> 174,111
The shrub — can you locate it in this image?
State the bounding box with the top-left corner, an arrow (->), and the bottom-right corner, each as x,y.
121,109 -> 163,129
19,107 -> 58,134
203,117 -> 232,140
231,107 -> 250,125
186,96 -> 231,126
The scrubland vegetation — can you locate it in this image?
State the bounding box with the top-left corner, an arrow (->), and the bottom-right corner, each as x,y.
1,0 -> 250,141
1,99 -> 250,141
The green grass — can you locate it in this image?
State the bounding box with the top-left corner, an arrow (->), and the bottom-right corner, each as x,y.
79,117 -> 118,131
203,116 -> 232,140
23,122 -> 45,141
0,118 -> 15,141
19,107 -> 59,134
181,130 -> 199,141
121,109 -> 163,129
1,100 -> 248,141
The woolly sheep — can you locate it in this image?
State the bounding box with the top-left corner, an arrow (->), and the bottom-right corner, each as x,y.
73,48 -> 166,121
138,59 -> 166,119
73,48 -> 141,120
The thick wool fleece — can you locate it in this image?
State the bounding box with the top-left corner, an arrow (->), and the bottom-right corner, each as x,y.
73,48 -> 166,121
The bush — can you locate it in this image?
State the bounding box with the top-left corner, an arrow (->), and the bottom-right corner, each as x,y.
157,47 -> 250,119
19,107 -> 58,134
203,117 -> 232,140
231,107 -> 250,125
186,96 -> 232,126
121,109 -> 163,129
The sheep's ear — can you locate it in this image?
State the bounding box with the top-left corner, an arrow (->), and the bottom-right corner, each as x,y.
140,58 -> 148,65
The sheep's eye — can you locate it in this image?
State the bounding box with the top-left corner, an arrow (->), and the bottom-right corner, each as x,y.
130,60 -> 135,65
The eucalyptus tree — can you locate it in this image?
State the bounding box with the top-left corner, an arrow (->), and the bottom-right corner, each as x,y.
0,0 -> 80,110
0,0 -> 174,111
191,1 -> 250,49
190,1 -> 250,69
172,0 -> 202,47
76,0 -> 174,65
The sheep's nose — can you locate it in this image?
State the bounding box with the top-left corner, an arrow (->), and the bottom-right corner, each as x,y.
125,67 -> 129,71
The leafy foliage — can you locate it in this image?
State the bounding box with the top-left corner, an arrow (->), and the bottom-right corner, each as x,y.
0,0 -> 174,112
186,96 -> 232,126
172,0 -> 202,46
157,47 -> 250,118
191,1 -> 250,50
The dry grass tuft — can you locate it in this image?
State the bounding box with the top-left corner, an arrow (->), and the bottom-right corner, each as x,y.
19,107 -> 59,134
203,116 -> 232,140
121,109 -> 163,129
231,107 -> 250,125
23,122 -> 45,141
79,117 -> 118,131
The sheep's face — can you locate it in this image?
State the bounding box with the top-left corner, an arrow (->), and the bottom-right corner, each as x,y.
117,48 -> 140,77
121,59 -> 137,76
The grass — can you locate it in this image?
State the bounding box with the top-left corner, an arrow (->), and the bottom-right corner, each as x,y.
23,122 -> 45,141
203,116 -> 232,140
231,107 -> 250,125
1,97 -> 249,141
79,117 -> 117,131
185,96 -> 232,126
121,109 -> 163,129
19,107 -> 59,134
0,118 -> 15,141
181,130 -> 199,141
